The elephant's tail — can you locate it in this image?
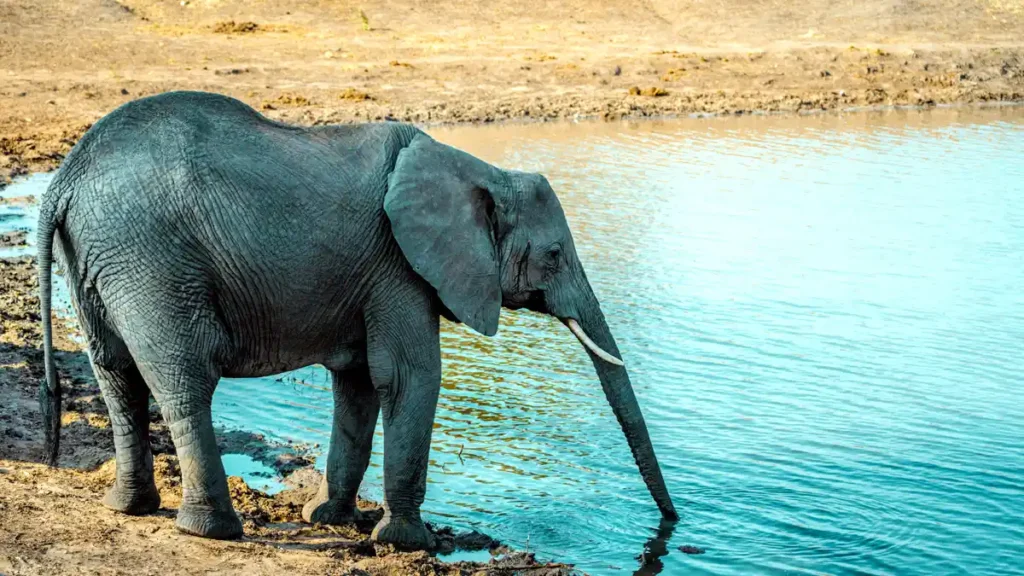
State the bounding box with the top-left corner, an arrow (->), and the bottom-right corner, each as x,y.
38,193 -> 62,467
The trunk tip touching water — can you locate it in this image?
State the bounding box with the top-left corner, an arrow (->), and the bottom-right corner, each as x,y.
567,312 -> 678,521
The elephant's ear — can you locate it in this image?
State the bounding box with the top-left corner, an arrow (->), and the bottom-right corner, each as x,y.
384,133 -> 504,336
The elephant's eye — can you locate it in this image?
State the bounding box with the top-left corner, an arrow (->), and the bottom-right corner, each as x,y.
545,244 -> 562,270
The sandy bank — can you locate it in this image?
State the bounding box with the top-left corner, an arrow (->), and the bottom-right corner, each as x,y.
2,0 -> 1024,185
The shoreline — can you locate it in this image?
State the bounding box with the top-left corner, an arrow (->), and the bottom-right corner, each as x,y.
4,97 -> 1023,189
3,0 -> 1023,187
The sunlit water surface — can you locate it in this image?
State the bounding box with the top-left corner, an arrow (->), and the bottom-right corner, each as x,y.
5,107 -> 1023,575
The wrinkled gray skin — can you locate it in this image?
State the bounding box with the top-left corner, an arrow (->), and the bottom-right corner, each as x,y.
39,91 -> 676,547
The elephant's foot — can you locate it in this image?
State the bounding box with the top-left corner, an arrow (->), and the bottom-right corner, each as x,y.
302,495 -> 364,526
102,480 -> 161,516
371,514 -> 434,550
175,502 -> 243,540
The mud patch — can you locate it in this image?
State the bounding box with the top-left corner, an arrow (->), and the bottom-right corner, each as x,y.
212,20 -> 261,34
0,231 -> 28,248
1,126 -> 90,188
216,428 -> 316,476
228,475 -> 306,525
261,93 -> 312,110
213,67 -> 251,76
339,88 -> 373,101
430,524 -> 504,555
0,195 -> 36,207
629,86 -> 670,97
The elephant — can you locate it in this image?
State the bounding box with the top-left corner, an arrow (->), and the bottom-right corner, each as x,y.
38,90 -> 677,548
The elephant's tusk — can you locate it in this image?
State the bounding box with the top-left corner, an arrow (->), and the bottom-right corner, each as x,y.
567,318 -> 625,367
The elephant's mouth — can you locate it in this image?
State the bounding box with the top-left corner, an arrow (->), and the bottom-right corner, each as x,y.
504,291 -> 623,366
562,317 -> 624,367
504,290 -> 546,312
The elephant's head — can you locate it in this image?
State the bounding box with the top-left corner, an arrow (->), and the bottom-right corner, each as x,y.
385,131 -> 678,521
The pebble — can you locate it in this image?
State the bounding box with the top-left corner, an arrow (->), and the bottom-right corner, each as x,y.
679,545 -> 706,555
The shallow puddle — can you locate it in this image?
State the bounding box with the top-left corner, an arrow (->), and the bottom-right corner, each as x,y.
6,106 -> 1023,575
219,453 -> 288,494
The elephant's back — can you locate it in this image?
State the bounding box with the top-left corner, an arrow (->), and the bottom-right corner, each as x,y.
57,90 -> 406,200
91,90 -> 291,139
59,91 -> 296,175
53,90 -> 408,324
55,91 -> 398,235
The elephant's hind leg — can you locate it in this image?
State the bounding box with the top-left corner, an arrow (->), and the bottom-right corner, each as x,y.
94,358 -> 161,515
123,299 -> 242,540
71,284 -> 159,514
303,364 -> 380,526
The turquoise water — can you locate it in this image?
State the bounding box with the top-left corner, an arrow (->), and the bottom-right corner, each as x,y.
6,107 -> 1023,575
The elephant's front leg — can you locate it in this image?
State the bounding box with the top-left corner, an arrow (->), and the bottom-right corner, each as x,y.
365,304 -> 441,549
302,364 -> 380,525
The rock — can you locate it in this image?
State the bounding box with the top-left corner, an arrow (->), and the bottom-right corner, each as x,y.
454,529 -> 501,551
628,86 -> 669,97
339,88 -> 372,101
679,545 -> 705,555
212,21 -> 261,34
274,452 -> 315,475
0,230 -> 28,248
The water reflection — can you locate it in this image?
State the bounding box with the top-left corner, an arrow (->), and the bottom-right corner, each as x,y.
633,519 -> 678,576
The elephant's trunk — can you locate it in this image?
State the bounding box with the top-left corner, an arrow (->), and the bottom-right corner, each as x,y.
567,318 -> 623,366
569,303 -> 678,521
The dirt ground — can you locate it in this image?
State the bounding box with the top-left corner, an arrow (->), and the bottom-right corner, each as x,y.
0,258 -> 570,575
2,0 -> 1024,185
